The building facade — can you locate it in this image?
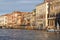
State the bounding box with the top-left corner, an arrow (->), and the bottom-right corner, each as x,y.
48,0 -> 60,29
30,9 -> 36,29
44,0 -> 57,2
3,11 -> 24,28
35,0 -> 60,29
36,2 -> 48,29
0,15 -> 8,28
5,11 -> 32,29
23,12 -> 33,29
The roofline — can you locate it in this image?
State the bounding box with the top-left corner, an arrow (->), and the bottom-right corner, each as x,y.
36,2 -> 48,7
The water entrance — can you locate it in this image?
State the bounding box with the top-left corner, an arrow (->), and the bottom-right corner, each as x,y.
55,13 -> 60,30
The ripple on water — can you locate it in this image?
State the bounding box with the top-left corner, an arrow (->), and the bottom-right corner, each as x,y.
0,29 -> 60,40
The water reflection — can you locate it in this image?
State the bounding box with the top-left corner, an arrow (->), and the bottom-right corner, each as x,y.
0,29 -> 60,40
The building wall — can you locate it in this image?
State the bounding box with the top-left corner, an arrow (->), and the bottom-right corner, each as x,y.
23,12 -> 32,26
30,9 -> 36,29
0,16 -> 8,28
36,2 -> 48,29
5,11 -> 32,29
3,11 -> 23,28
44,0 -> 56,2
48,1 -> 60,29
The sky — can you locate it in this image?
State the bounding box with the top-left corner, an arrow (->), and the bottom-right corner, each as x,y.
0,0 -> 44,15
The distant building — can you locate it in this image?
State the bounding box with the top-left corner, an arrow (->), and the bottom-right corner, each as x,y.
3,11 -> 24,28
23,12 -> 32,26
7,11 -> 24,28
3,11 -> 32,29
4,14 -> 13,28
11,11 -> 22,27
23,12 -> 33,29
0,15 -> 8,28
31,9 -> 36,29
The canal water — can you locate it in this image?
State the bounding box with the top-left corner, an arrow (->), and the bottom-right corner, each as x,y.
0,29 -> 60,40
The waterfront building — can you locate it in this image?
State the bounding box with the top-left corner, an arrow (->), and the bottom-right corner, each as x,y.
3,11 -> 23,28
47,0 -> 60,29
0,15 -> 8,28
8,11 -> 24,28
36,2 -> 49,29
44,0 -> 60,2
23,12 -> 32,29
31,9 -> 36,29
5,14 -> 13,28
5,11 -> 32,29
35,0 -> 60,29
11,11 -> 22,28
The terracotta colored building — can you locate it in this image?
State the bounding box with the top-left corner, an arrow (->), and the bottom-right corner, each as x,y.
5,11 -> 32,29
3,11 -> 23,28
0,11 -> 32,29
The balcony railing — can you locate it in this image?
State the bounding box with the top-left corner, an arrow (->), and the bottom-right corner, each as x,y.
48,17 -> 56,19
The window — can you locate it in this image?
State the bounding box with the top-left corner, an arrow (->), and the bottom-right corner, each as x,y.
49,20 -> 54,26
49,14 -> 55,17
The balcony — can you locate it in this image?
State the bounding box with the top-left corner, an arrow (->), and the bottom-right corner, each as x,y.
48,17 -> 56,19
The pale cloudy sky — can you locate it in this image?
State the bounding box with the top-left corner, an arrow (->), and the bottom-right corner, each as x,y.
0,0 -> 44,15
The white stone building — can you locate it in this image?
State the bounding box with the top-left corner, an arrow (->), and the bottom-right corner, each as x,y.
36,2 -> 49,29
0,15 -> 8,28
